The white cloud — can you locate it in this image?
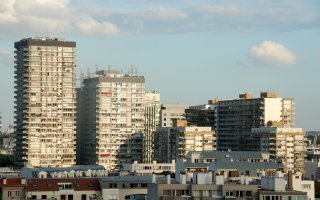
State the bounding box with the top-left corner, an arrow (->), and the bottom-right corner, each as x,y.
0,0 -> 18,24
0,0 -> 319,37
74,15 -> 119,36
248,41 -> 296,66
201,4 -> 240,16
145,7 -> 188,21
0,0 -> 120,38
32,0 -> 70,7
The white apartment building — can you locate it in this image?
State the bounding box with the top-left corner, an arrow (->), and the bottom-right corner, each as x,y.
160,104 -> 189,127
78,69 -> 145,170
217,92 -> 295,151
144,92 -> 160,163
14,38 -> 76,167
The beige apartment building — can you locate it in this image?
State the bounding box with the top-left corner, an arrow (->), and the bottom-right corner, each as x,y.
154,124 -> 217,163
14,38 -> 76,167
245,127 -> 306,172
77,69 -> 145,170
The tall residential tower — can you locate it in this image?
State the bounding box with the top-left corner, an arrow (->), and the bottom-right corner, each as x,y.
143,92 -> 160,163
77,69 -> 145,170
14,38 -> 77,167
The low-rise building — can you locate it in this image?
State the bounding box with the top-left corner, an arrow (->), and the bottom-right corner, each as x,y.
185,150 -> 271,164
100,176 -> 152,200
21,165 -> 107,179
148,172 -> 260,200
122,160 -> 175,175
0,178 -> 26,200
304,160 -> 320,180
25,178 -> 101,200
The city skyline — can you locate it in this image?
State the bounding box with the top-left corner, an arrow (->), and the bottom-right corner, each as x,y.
0,0 -> 320,130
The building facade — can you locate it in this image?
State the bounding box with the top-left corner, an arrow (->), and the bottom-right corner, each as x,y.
217,92 -> 295,151
14,38 -> 76,167
160,104 -> 189,127
185,101 -> 217,129
143,92 -> 160,163
77,69 -> 145,170
154,126 -> 217,163
244,127 -> 306,172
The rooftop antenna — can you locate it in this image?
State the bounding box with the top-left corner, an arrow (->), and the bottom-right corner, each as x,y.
46,26 -> 49,38
80,69 -> 84,87
87,68 -> 90,77
95,64 -> 98,73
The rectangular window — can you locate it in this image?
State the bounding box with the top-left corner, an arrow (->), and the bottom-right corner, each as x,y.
8,191 -> 12,197
68,194 -> 73,200
32,195 -> 37,199
81,194 -> 87,200
41,195 -> 47,199
15,190 -> 20,197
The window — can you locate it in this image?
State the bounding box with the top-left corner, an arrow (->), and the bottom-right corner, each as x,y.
81,194 -> 87,200
88,182 -> 95,187
41,195 -> 47,199
15,190 -> 20,197
302,184 -> 311,189
68,194 -> 73,200
32,195 -> 37,199
7,191 -> 12,197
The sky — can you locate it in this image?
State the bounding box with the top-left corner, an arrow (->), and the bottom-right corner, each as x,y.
0,0 -> 319,131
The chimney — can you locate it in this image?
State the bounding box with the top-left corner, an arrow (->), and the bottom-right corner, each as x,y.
3,178 -> 7,185
240,174 -> 245,185
287,171 -> 293,190
166,174 -> 171,184
152,173 -> 156,183
182,173 -> 186,184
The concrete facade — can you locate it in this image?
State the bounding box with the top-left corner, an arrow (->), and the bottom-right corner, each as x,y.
122,160 -> 175,175
247,127 -> 306,172
14,38 -> 77,167
143,92 -> 160,163
185,103 -> 217,129
160,104 -> 189,127
77,69 -> 145,170
154,126 -> 217,163
217,92 -> 295,151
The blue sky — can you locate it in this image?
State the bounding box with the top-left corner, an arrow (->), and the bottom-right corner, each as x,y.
0,0 -> 319,130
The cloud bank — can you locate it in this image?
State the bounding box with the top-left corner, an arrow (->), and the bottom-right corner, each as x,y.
0,0 -> 119,38
248,41 -> 296,66
0,0 -> 319,38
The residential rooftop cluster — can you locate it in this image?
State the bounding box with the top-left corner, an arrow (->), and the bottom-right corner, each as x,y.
0,37 -> 319,199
